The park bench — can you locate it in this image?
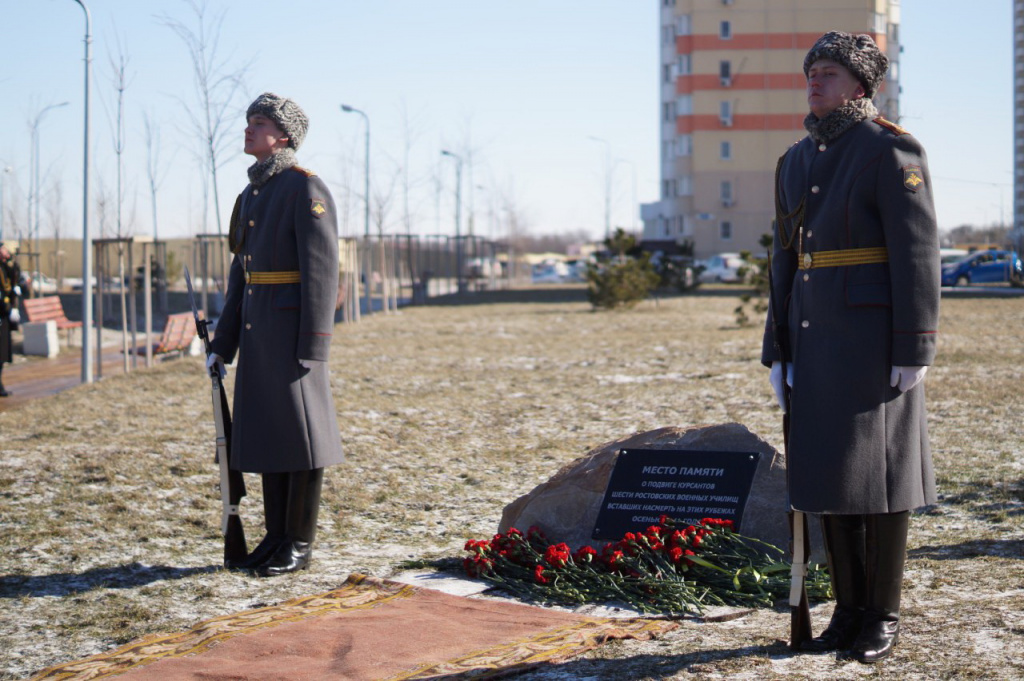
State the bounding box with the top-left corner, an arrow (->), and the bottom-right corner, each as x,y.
22,296 -> 83,345
132,312 -> 198,359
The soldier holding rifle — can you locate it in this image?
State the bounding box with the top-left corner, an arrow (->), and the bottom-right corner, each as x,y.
763,32 -> 939,663
0,242 -> 22,397
207,92 -> 343,577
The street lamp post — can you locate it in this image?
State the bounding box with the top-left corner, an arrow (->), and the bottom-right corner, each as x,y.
441,150 -> 464,293
588,136 -> 613,241
71,0 -> 92,384
616,157 -> 638,233
29,102 -> 69,260
341,104 -> 370,317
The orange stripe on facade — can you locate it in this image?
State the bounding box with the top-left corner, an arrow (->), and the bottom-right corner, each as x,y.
676,114 -> 807,134
676,73 -> 806,94
676,31 -> 885,53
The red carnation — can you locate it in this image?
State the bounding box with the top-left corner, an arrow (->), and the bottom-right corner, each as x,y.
533,564 -> 549,584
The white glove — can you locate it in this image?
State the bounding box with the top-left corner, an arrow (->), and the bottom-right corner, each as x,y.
206,352 -> 227,379
12,285 -> 21,296
890,365 -> 927,393
769,361 -> 794,412
298,358 -> 324,370
9,308 -> 19,324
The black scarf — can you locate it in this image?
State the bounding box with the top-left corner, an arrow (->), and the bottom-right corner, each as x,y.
803,98 -> 878,145
247,148 -> 298,188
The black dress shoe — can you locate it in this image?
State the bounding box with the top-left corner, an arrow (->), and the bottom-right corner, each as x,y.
0,388 -> 10,397
800,606 -> 863,651
226,534 -> 284,572
255,540 -> 312,577
849,617 -> 899,663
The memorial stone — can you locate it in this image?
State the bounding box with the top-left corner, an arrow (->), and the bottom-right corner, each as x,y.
499,423 -> 824,559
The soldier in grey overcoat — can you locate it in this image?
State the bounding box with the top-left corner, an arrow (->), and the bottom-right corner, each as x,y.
762,33 -> 939,663
208,92 -> 343,577
0,242 -> 22,397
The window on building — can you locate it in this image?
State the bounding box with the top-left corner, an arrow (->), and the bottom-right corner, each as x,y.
720,100 -> 733,126
677,135 -> 693,157
677,94 -> 693,116
663,63 -> 672,84
720,141 -> 732,160
679,175 -> 693,196
719,60 -> 732,86
662,140 -> 675,163
720,20 -> 732,40
676,14 -> 692,36
721,181 -> 733,205
664,217 -> 671,236
662,24 -> 676,45
720,221 -> 733,240
677,54 -> 691,76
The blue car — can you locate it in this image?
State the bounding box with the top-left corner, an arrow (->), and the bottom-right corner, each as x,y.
940,249 -> 1024,287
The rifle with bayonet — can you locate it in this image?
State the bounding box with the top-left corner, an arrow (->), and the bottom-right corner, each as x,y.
769,154 -> 813,650
185,267 -> 248,566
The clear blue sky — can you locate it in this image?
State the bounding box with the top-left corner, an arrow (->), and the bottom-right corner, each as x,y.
0,1 -> 1013,244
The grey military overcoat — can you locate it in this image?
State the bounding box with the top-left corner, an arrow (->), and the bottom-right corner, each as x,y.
211,165 -> 344,473
761,117 -> 940,515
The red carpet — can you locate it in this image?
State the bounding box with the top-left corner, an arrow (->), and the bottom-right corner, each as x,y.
31,574 -> 677,680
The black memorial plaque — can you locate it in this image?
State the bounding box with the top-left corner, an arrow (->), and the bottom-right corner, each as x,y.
592,448 -> 761,541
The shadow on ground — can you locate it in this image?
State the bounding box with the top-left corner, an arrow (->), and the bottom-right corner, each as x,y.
0,562 -> 220,598
523,640 -> 793,679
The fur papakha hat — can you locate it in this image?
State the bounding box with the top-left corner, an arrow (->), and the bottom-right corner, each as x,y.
246,92 -> 309,150
803,31 -> 889,98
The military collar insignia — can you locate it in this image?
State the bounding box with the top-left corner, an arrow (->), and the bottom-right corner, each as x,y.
310,199 -> 326,217
903,164 -> 924,192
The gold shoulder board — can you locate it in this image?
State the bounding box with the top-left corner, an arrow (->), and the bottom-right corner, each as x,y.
873,117 -> 909,136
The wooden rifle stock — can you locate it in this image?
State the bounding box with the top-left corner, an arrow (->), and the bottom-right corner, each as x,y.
767,251 -> 813,649
184,267 -> 247,567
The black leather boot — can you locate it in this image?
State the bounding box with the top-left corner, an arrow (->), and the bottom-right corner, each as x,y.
802,514 -> 867,651
257,468 -> 324,577
849,511 -> 910,664
226,472 -> 289,571
0,365 -> 9,397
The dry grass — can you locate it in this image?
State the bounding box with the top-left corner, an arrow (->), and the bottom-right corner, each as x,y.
1,285 -> 1021,680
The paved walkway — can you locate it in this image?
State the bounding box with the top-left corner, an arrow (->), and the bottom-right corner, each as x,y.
0,348 -> 135,413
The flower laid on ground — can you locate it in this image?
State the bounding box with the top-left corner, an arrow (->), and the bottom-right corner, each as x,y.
462,516 -> 831,615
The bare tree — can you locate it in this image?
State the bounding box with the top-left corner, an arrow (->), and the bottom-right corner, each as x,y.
103,38 -> 134,369
161,0 -> 251,236
44,177 -> 66,286
394,100 -> 429,235
143,111 -> 173,241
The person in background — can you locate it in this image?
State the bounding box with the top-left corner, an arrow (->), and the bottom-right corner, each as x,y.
0,243 -> 22,397
207,93 -> 343,577
763,31 -> 940,664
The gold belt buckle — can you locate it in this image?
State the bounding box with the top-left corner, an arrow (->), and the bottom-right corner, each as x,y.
802,252 -> 812,269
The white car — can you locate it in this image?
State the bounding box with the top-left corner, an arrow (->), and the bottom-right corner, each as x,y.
698,253 -> 745,283
26,272 -> 59,294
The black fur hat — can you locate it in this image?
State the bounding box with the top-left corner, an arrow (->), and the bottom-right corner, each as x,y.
245,92 -> 309,150
803,31 -> 889,98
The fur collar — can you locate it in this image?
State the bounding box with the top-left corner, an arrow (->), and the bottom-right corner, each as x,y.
803,98 -> 878,145
247,148 -> 298,188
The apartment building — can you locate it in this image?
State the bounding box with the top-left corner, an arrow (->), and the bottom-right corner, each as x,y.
642,0 -> 901,259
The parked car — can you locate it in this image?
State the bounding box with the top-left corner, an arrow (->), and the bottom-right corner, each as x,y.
531,261 -> 570,284
940,249 -> 1024,287
25,271 -> 58,294
697,252 -> 745,283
